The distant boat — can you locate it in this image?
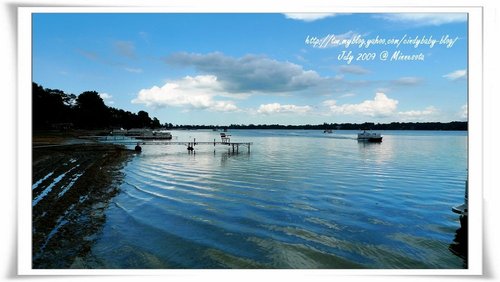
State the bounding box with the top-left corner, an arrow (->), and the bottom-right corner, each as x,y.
357,129 -> 382,142
125,129 -> 173,140
323,129 -> 333,133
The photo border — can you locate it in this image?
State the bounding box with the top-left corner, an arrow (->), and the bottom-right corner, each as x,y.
18,3 -> 483,277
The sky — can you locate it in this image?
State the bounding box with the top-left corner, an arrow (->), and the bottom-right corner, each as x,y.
32,12 -> 468,125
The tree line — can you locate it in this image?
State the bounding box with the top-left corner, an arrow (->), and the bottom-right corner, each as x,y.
168,121 -> 467,131
33,82 -> 161,130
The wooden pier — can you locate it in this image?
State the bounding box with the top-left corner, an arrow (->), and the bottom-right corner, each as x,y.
82,136 -> 252,154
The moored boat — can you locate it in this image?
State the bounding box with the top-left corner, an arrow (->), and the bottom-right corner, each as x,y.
124,128 -> 173,140
134,130 -> 172,140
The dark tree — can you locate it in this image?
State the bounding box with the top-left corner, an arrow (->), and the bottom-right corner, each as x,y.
137,110 -> 152,128
75,91 -> 110,129
33,82 -> 163,130
152,117 -> 161,129
32,83 -> 72,129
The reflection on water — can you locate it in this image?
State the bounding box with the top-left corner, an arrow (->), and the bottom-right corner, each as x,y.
84,130 -> 467,269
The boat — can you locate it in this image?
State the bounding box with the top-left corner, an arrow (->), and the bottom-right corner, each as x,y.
323,129 -> 333,133
125,128 -> 173,140
357,129 -> 383,142
125,128 -> 150,136
134,130 -> 173,140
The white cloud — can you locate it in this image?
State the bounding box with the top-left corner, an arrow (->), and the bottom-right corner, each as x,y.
377,13 -> 467,26
132,75 -> 239,112
99,93 -> 114,105
165,52 -> 325,93
257,103 -> 312,115
398,106 -> 438,121
323,93 -> 398,117
339,93 -> 356,98
461,104 -> 468,119
393,76 -> 423,86
443,69 -> 467,81
283,13 -> 338,22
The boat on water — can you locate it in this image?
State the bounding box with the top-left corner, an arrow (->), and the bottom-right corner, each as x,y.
323,129 -> 333,133
134,130 -> 173,140
357,129 -> 383,142
111,128 -> 173,140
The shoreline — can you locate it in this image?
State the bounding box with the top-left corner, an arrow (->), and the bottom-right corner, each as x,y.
32,131 -> 135,268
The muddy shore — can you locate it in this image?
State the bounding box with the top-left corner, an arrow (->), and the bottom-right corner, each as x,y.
32,130 -> 135,268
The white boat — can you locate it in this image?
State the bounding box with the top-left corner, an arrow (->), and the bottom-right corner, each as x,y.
126,129 -> 173,140
357,129 -> 383,142
135,130 -> 172,140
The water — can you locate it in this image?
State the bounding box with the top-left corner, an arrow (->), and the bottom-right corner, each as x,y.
89,130 -> 467,269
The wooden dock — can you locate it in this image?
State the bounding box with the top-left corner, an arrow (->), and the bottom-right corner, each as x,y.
81,136 -> 253,153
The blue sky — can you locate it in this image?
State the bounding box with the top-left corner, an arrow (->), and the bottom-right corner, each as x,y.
32,13 -> 467,125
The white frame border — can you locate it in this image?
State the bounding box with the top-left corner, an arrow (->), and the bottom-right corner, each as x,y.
18,4 -> 483,277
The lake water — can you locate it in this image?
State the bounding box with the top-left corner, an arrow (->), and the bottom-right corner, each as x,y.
89,130 -> 467,269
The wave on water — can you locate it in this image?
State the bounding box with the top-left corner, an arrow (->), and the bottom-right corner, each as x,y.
88,130 -> 467,269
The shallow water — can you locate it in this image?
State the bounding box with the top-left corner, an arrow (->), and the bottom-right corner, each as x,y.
90,130 -> 467,268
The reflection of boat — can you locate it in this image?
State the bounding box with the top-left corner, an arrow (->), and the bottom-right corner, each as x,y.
357,129 -> 382,142
323,129 -> 333,133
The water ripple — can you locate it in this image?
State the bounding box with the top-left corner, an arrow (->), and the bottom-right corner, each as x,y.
91,130 -> 467,269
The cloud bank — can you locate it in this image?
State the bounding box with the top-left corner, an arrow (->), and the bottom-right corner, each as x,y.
283,13 -> 338,22
323,93 -> 398,117
377,13 -> 467,26
257,103 -> 312,115
132,75 -> 239,112
165,52 -> 326,93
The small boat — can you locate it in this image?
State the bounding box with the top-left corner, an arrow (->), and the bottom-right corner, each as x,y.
357,129 -> 382,142
323,129 -> 333,133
